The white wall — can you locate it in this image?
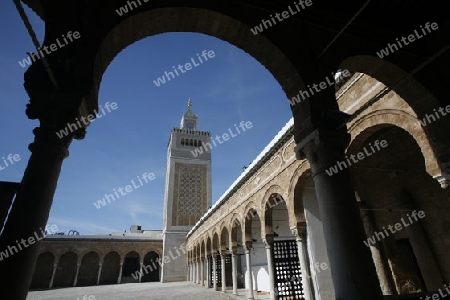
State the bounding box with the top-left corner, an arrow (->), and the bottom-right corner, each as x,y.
303,186 -> 335,300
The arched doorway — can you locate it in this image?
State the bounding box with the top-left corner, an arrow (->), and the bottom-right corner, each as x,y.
348,124 -> 450,295
100,251 -> 121,285
141,251 -> 159,282
53,252 -> 77,288
29,251 -> 54,290
122,251 -> 140,283
265,193 -> 304,299
77,251 -> 99,286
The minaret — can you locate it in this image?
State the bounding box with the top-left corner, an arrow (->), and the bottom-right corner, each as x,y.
161,98 -> 212,282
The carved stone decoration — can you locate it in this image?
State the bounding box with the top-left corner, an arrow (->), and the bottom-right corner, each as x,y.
172,163 -> 207,226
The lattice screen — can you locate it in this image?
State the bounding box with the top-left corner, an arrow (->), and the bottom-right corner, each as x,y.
273,240 -> 304,299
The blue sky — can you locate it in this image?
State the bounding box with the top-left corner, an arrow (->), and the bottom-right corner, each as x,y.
0,2 -> 293,235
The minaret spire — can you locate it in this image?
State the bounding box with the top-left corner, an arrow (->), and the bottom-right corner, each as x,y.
181,97 -> 198,130
187,97 -> 193,115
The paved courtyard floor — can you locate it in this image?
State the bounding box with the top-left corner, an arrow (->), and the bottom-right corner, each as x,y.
27,281 -> 270,300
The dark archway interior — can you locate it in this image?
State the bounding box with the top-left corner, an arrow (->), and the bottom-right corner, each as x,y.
350,126 -> 450,294
100,251 -> 121,285
53,252 -> 77,288
29,251 -> 54,290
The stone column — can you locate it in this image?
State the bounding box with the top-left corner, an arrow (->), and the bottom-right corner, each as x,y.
263,236 -> 276,300
398,199 -> 444,291
117,263 -> 123,284
188,263 -> 191,282
244,245 -> 254,299
295,129 -> 382,299
220,252 -> 226,292
207,256 -> 211,288
192,262 -> 195,283
213,254 -> 218,290
360,205 -> 394,294
197,258 -> 202,284
0,124 -> 75,299
291,226 -> 313,300
200,257 -> 204,286
139,262 -> 143,283
196,260 -> 200,284
49,263 -> 58,289
96,264 -> 102,285
73,264 -> 80,287
231,250 -> 238,295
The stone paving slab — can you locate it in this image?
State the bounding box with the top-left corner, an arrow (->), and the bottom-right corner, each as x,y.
26,282 -> 270,300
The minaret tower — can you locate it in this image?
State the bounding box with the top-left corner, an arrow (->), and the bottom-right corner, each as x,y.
161,98 -> 212,282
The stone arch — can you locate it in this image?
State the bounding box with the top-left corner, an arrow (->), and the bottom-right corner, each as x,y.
192,245 -> 197,260
347,109 -> 441,178
243,201 -> 259,221
142,251 -> 160,282
29,251 -> 55,289
229,213 -> 242,229
201,239 -> 206,258
206,235 -> 212,256
150,248 -> 162,259
78,251 -> 99,286
289,165 -> 312,228
212,232 -> 220,253
261,185 -> 287,235
79,249 -> 101,261
196,242 -> 201,260
229,213 -> 242,248
122,251 -> 140,282
38,249 -> 57,259
339,55 -> 442,117
262,192 -> 286,237
91,8 -> 303,117
261,185 -> 284,211
99,251 -> 120,285
53,251 -> 77,288
187,249 -> 191,263
243,204 -> 260,245
220,226 -> 229,251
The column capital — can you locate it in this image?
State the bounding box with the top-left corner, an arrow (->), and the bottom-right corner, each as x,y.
295,128 -> 350,159
244,242 -> 253,251
23,55 -> 94,140
262,235 -> 274,248
294,127 -> 351,176
28,126 -> 74,159
25,89 -> 88,141
290,224 -> 307,242
434,171 -> 450,189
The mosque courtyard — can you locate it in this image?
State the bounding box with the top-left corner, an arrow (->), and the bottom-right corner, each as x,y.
26,281 -> 270,300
